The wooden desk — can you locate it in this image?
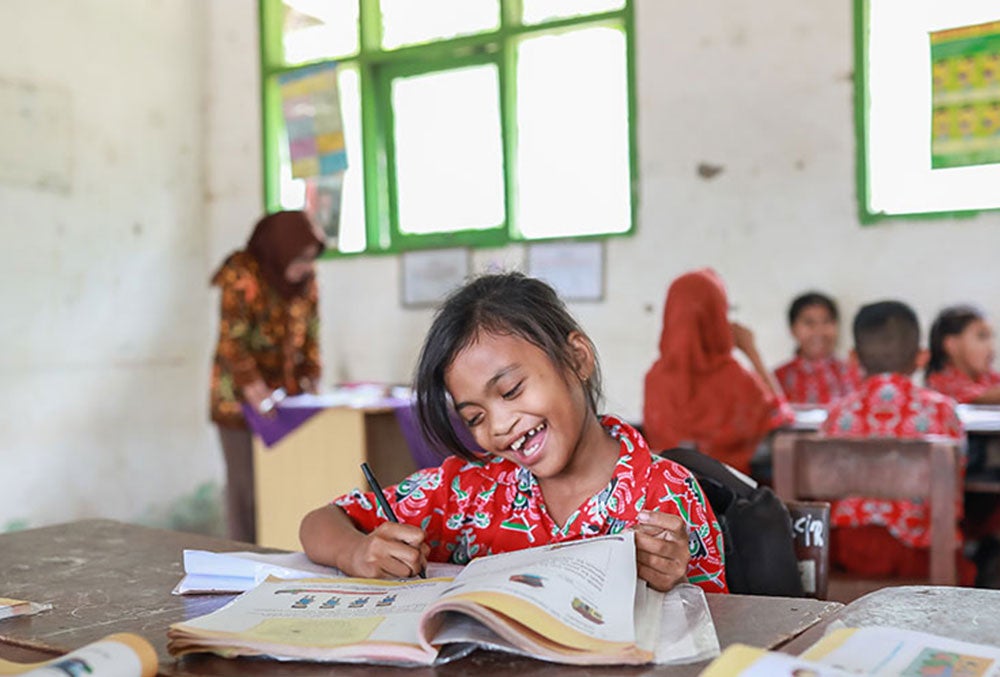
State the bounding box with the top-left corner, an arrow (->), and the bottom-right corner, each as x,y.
253,406 -> 418,550
781,585 -> 1000,654
0,520 -> 842,676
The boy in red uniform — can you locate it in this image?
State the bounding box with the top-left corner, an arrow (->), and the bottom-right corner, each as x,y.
821,300 -> 974,582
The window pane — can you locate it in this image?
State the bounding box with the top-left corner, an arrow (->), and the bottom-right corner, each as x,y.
280,66 -> 366,253
392,65 -> 504,234
522,0 -> 624,25
282,0 -> 358,65
516,28 -> 631,238
381,0 -> 499,49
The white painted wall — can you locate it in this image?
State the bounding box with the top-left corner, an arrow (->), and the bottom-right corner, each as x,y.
0,0 -> 218,530
3,0 -> 998,530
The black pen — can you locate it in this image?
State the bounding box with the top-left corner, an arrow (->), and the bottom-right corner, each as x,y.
361,462 -> 426,579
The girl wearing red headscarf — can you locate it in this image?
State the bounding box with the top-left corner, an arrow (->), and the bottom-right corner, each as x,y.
209,211 -> 326,542
643,269 -> 793,475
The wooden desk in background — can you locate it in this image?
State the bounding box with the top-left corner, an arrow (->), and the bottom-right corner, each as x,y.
781,585 -> 1000,654
0,520 -> 842,677
253,405 -> 418,550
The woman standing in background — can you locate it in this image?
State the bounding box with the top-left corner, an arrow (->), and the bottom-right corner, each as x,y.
209,211 -> 325,542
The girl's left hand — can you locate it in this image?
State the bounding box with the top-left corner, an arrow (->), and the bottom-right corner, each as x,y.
634,510 -> 690,592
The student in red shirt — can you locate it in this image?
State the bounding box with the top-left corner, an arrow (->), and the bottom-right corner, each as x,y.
300,272 -> 728,594
926,305 -> 1000,557
773,291 -> 860,405
926,305 -> 1000,404
821,300 -> 974,583
643,269 -> 793,476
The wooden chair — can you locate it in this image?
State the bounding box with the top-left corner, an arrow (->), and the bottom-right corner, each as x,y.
772,432 -> 962,586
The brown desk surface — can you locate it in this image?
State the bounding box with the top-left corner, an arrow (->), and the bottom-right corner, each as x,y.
0,520 -> 841,676
781,584 -> 1000,655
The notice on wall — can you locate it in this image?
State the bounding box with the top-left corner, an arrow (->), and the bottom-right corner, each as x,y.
930,20 -> 1000,169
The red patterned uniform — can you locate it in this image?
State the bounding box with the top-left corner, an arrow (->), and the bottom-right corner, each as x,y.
335,416 -> 729,593
774,355 -> 861,405
821,373 -> 970,580
927,365 -> 1000,404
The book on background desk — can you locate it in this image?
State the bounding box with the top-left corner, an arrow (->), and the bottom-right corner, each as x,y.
701,625 -> 1000,676
173,549 -> 462,595
168,533 -> 718,667
0,596 -> 51,620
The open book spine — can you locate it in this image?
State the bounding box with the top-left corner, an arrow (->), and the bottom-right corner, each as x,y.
418,592 -> 654,665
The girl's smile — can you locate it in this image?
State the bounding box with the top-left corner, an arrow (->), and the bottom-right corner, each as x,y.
444,330 -> 617,491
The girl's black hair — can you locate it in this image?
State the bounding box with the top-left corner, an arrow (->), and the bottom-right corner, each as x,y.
414,271 -> 603,461
926,304 -> 983,378
788,291 -> 839,326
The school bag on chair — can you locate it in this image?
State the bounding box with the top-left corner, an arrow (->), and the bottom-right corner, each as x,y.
660,447 -> 804,597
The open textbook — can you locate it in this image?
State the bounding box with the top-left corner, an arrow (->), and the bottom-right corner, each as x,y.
168,533 -> 712,666
0,632 -> 157,677
701,625 -> 1000,676
172,548 -> 465,595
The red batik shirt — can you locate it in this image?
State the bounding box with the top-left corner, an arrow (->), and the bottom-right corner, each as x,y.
335,415 -> 729,593
927,365 -> 1000,404
821,373 -> 964,548
774,355 -> 861,405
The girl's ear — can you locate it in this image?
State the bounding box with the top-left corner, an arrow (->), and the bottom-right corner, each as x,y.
567,331 -> 595,381
942,334 -> 960,359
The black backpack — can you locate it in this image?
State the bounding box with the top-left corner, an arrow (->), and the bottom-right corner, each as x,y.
660,447 -> 805,597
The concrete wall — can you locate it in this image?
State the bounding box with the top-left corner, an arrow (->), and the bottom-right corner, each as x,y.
2,0 -> 997,531
0,0 -> 217,530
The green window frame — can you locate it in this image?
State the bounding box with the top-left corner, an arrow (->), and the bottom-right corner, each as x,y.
854,0 -> 1000,224
259,0 -> 638,255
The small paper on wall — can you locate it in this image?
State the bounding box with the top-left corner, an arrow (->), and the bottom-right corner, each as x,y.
279,62 -> 347,178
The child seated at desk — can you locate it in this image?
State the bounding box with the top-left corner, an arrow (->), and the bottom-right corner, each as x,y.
773,291 -> 860,405
300,272 -> 728,594
926,305 -> 1000,405
642,268 -> 793,476
821,300 -> 974,583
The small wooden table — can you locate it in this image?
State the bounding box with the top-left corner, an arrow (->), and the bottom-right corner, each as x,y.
253,405 -> 418,550
0,520 -> 842,676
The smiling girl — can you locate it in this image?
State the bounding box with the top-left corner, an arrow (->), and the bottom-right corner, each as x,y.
299,272 -> 728,593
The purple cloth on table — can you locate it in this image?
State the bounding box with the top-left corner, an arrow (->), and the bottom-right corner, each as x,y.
241,403 -> 324,448
242,396 -> 480,466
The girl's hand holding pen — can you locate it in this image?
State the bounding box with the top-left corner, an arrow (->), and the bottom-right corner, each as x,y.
347,522 -> 430,579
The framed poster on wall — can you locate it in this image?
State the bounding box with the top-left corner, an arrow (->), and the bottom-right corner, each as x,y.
857,0 -> 1000,221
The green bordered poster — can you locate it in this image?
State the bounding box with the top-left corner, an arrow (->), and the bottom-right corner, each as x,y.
930,20 -> 1000,169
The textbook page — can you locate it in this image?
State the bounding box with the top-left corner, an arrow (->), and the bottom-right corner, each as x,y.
699,644 -> 851,677
168,576 -> 453,665
424,533 -> 650,655
702,626 -> 1000,677
802,626 -> 1000,676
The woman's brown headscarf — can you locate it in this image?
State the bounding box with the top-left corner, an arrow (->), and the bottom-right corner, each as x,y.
642,268 -> 781,473
244,211 -> 326,299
